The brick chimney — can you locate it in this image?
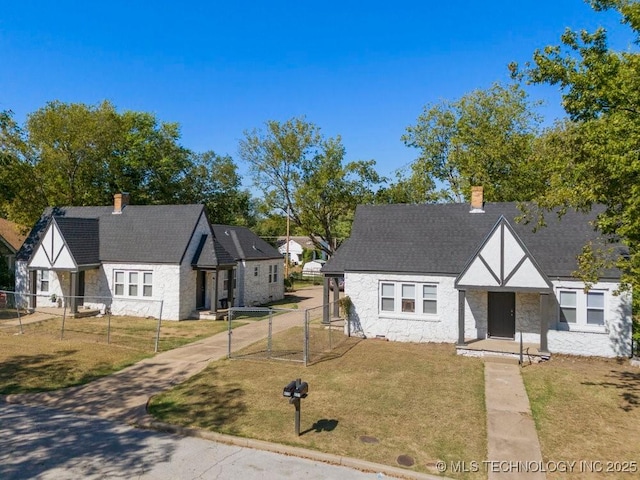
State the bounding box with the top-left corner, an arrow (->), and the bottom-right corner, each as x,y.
113,192 -> 130,214
470,186 -> 484,213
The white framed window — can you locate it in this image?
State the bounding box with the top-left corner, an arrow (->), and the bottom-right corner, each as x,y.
558,289 -> 606,329
40,270 -> 50,292
379,281 -> 438,315
268,264 -> 279,283
114,270 -> 153,298
223,270 -> 236,291
559,291 -> 577,323
586,291 -> 604,325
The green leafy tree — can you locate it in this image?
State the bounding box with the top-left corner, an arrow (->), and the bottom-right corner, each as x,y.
512,0 -> 640,290
239,117 -> 383,255
0,101 -> 252,227
401,83 -> 544,203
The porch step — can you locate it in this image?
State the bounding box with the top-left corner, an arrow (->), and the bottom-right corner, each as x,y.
189,310 -> 228,321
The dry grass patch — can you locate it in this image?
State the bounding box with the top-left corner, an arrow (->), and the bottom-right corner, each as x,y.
522,356 -> 640,479
149,340 -> 487,479
0,316 -> 243,394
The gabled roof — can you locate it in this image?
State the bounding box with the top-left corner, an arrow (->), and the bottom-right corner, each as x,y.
0,218 -> 27,253
191,234 -> 236,269
18,204 -> 235,267
212,225 -> 282,261
322,203 -> 622,280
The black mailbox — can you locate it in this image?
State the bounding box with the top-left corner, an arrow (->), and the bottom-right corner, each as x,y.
294,382 -> 308,398
283,380 -> 297,397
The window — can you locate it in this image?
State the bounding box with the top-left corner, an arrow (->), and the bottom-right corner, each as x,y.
380,281 -> 437,315
114,271 -> 125,295
40,270 -> 49,292
268,264 -> 279,283
559,291 -> 577,323
143,272 -> 153,297
114,270 -> 152,298
423,285 -> 437,314
380,283 -> 395,311
558,289 -> 606,328
401,284 -> 415,312
586,292 -> 604,325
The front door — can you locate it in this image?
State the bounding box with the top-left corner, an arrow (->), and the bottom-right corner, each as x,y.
196,270 -> 206,310
488,292 -> 515,339
77,271 -> 85,307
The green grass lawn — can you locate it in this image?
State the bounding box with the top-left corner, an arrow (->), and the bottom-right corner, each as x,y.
522,355 -> 640,479
148,340 -> 488,479
0,315 -> 243,394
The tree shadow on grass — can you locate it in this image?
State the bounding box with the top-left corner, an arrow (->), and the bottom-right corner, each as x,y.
582,368 -> 640,412
147,367 -> 247,434
0,350 -> 110,394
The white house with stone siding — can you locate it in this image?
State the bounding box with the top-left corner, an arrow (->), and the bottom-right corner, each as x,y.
322,188 -> 632,358
15,194 -> 283,320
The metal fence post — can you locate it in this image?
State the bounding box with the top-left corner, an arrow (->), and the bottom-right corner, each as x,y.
154,300 -> 164,353
268,309 -> 273,358
304,309 -> 309,366
227,307 -> 233,359
60,299 -> 67,340
14,293 -> 24,335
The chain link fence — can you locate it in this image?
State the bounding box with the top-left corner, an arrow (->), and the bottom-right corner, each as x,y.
0,290 -> 165,353
228,300 -> 348,365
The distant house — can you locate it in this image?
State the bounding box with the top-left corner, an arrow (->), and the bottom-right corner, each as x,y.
277,236 -> 328,265
15,194 -> 282,319
0,218 -> 26,273
323,187 -> 632,358
211,225 -> 285,307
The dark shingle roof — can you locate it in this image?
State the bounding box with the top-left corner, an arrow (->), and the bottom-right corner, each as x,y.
322,203 -> 622,280
18,204 -> 236,266
54,217 -> 100,266
211,225 -> 282,261
191,234 -> 236,268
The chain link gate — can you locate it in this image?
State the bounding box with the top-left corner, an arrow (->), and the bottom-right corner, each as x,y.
227,300 -> 347,366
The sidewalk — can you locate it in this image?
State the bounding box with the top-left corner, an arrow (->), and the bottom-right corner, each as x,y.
5,286 -> 325,423
484,359 -> 546,480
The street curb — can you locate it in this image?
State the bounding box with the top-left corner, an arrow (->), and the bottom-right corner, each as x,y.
136,418 -> 449,480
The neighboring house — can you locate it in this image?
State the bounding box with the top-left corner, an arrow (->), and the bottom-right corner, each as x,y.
322,188 -> 632,358
302,259 -> 325,277
212,225 -> 285,307
0,217 -> 26,273
276,236 -> 328,265
14,194 -> 277,320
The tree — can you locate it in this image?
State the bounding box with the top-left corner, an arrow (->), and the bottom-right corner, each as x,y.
401,83 -> 544,203
511,0 -> 640,290
239,117 -> 383,255
0,101 -> 252,227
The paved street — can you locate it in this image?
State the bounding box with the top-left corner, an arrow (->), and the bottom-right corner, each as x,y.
0,402 -> 384,480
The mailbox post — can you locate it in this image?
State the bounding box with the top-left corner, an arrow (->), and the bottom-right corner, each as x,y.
282,378 -> 308,436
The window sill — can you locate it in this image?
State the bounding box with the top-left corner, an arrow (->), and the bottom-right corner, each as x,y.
378,312 -> 441,322
555,323 -> 608,334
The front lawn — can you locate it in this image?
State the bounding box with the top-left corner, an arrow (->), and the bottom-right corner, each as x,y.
522,356 -> 640,479
0,316 -> 242,394
148,340 -> 487,479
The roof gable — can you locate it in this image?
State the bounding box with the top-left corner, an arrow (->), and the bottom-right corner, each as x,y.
455,216 -> 552,290
212,225 -> 281,261
28,218 -> 79,270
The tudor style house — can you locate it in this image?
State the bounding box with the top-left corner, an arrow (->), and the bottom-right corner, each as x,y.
15,194 -> 284,320
322,188 -> 632,358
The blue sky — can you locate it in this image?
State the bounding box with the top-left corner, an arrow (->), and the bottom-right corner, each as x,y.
0,1 -> 633,184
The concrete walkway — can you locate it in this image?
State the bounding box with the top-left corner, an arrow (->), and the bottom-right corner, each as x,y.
484,359 -> 546,480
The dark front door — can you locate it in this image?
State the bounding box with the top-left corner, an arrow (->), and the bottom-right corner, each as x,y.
196,270 -> 206,310
77,271 -> 85,307
488,292 -> 515,339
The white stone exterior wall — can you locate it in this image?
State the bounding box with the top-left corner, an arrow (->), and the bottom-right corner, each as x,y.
547,280 -> 632,357
344,272 -> 459,342
343,271 -> 631,357
242,259 -> 285,306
